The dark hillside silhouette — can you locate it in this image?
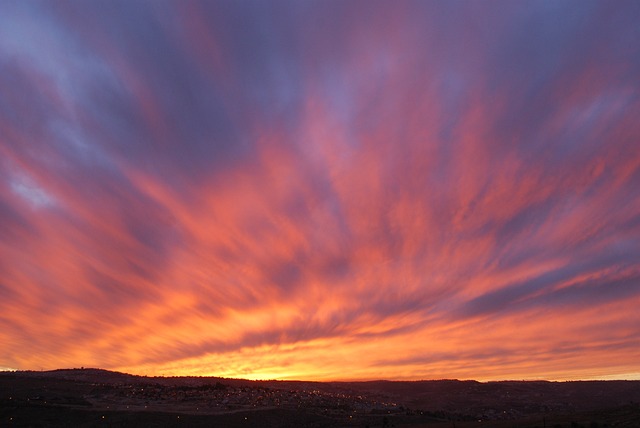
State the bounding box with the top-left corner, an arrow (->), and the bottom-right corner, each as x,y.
2,369 -> 640,427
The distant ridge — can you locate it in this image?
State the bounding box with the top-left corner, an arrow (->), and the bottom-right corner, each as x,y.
7,368 -> 141,384
2,368 -> 279,388
2,368 -> 640,426
4,368 -> 637,385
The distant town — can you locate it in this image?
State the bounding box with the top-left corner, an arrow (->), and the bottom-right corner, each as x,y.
2,369 -> 640,427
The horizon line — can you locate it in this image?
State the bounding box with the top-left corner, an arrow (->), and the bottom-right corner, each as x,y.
3,367 -> 639,383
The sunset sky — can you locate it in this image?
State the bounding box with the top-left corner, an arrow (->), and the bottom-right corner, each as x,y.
1,0 -> 639,381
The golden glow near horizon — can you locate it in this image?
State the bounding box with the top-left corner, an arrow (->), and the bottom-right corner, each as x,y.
1,1 -> 640,381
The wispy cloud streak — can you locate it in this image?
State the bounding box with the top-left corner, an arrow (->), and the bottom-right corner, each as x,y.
0,0 -> 639,380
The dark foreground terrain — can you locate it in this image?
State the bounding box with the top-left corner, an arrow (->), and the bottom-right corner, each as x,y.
1,369 -> 640,427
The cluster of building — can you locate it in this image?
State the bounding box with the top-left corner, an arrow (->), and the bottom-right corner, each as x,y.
89,382 -> 403,417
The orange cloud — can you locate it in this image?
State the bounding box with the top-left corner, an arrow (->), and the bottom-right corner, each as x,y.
1,0 -> 639,381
